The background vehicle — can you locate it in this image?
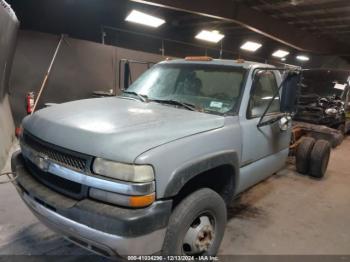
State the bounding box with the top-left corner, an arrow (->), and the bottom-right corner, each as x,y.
11,58 -> 330,257
294,69 -> 350,134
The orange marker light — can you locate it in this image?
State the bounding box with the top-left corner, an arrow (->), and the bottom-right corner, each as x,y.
129,193 -> 155,207
185,56 -> 213,61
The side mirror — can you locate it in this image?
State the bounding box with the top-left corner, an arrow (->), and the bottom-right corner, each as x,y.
280,71 -> 301,113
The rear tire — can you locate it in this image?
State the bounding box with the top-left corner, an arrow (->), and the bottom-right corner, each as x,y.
338,124 -> 345,135
309,139 -> 331,179
162,188 -> 226,256
333,132 -> 344,147
296,137 -> 315,174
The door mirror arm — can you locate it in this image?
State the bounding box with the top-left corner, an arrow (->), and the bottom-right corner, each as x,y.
257,70 -> 301,128
257,113 -> 285,128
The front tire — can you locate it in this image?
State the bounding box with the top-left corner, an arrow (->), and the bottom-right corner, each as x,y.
162,188 -> 227,256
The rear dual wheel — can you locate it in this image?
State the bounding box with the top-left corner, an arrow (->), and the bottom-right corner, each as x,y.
309,140 -> 331,178
296,137 -> 315,174
296,137 -> 331,178
338,124 -> 345,135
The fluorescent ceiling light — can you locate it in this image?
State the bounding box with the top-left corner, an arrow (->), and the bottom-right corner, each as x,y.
281,57 -> 286,61
195,30 -> 225,43
272,50 -> 289,58
296,55 -> 310,61
240,41 -> 262,52
125,10 -> 165,28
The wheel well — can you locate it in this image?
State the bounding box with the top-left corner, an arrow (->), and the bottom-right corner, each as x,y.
172,165 -> 235,209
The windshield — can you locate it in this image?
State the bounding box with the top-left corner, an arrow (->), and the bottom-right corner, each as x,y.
122,63 -> 247,115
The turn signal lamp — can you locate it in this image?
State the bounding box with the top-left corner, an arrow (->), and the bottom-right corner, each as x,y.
129,193 -> 155,207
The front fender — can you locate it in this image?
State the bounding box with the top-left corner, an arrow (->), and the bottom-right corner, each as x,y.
163,150 -> 239,198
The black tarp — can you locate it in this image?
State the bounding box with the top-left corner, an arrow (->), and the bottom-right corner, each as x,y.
0,0 -> 19,100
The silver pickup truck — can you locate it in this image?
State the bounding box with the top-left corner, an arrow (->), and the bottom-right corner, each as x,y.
12,57 -> 308,257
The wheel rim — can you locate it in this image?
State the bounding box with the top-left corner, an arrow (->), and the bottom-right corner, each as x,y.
182,213 -> 215,255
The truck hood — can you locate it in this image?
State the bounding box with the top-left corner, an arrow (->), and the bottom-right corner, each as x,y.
23,97 -> 225,163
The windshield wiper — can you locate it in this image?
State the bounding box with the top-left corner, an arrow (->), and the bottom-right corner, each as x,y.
150,99 -> 199,111
122,91 -> 148,102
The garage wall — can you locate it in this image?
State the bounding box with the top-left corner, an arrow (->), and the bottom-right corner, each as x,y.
10,30 -> 349,130
9,30 -> 166,126
0,0 -> 18,171
0,95 -> 15,170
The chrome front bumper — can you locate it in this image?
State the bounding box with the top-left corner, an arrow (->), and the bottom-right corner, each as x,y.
12,152 -> 171,257
20,192 -> 166,257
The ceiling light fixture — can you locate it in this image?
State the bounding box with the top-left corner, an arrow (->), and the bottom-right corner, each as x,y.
125,10 -> 165,28
272,50 -> 289,58
195,30 -> 225,43
240,41 -> 262,52
296,55 -> 310,61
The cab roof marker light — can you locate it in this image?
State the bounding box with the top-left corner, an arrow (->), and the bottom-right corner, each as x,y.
272,50 -> 290,58
296,55 -> 310,61
185,56 -> 213,61
195,30 -> 225,43
125,10 -> 165,28
240,41 -> 262,52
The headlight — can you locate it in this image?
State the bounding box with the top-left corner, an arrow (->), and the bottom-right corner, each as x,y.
92,158 -> 154,182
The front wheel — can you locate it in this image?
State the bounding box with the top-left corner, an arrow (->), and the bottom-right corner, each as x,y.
162,188 -> 227,256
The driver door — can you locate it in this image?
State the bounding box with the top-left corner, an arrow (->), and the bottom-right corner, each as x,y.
237,70 -> 291,193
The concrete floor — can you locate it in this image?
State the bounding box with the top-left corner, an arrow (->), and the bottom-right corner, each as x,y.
0,138 -> 349,256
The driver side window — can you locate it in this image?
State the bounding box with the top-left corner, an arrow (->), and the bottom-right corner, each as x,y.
248,71 -> 280,118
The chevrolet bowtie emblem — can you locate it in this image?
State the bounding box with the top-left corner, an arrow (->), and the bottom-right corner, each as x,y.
35,155 -> 50,172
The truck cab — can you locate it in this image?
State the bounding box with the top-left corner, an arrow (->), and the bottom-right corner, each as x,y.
12,58 -> 299,257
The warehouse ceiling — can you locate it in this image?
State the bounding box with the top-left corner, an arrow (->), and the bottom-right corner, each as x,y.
5,0 -> 350,66
237,0 -> 350,45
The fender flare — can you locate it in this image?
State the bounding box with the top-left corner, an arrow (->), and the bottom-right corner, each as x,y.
163,150 -> 239,198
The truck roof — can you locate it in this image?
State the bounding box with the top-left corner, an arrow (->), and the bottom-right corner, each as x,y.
160,58 -> 274,69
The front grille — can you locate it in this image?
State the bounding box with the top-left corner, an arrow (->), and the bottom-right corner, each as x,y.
22,132 -> 88,172
21,132 -> 92,199
25,159 -> 86,199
